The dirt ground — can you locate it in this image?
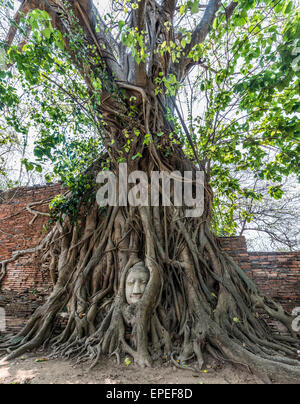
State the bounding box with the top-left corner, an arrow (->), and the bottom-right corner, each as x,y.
0,351 -> 264,384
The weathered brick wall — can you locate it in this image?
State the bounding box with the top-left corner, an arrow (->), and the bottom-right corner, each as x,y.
249,252 -> 300,313
0,291 -> 49,333
0,184 -> 63,292
0,184 -> 64,333
0,184 -> 299,333
218,236 -> 252,275
219,238 -> 300,312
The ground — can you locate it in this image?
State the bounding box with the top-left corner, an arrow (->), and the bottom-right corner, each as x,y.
0,351 -> 264,384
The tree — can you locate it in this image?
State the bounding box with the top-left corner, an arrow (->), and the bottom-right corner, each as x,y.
0,0 -> 299,383
211,171 -> 300,251
174,69 -> 300,251
236,176 -> 300,251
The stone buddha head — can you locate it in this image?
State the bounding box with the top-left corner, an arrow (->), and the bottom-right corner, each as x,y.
125,262 -> 149,305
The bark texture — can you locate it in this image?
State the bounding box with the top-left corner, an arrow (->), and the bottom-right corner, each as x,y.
1,0 -> 299,384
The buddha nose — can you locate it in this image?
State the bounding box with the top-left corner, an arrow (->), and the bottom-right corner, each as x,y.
133,281 -> 142,294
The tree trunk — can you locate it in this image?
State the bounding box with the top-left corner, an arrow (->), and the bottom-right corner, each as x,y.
1,0 -> 299,384
0,129 -> 299,383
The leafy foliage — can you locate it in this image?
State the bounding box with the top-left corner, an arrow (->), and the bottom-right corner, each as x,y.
0,0 -> 299,248
176,0 -> 299,240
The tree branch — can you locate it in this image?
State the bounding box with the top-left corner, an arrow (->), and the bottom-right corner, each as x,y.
73,0 -> 125,81
187,1 -> 238,52
127,0 -> 148,86
5,0 -> 125,82
6,0 -> 31,47
161,0 -> 177,18
186,0 -> 221,54
176,1 -> 238,80
134,0 -> 148,32
225,2 -> 238,21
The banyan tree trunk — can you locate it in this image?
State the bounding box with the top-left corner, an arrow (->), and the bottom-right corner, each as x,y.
1,0 -> 299,385
0,142 -> 299,384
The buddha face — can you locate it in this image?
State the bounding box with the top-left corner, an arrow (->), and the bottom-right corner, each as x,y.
125,264 -> 149,305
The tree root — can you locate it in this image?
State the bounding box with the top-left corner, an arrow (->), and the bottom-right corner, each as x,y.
0,196 -> 299,384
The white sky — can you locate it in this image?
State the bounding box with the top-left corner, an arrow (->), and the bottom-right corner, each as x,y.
94,0 -> 111,13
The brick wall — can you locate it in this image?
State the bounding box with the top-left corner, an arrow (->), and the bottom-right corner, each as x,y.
219,237 -> 300,312
0,184 -> 64,333
0,184 -> 63,292
248,252 -> 300,313
0,290 -> 49,333
0,184 -> 299,333
218,236 -> 252,276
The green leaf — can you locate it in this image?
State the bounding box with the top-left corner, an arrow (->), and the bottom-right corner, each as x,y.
42,27 -> 52,39
124,357 -> 132,367
118,20 -> 125,31
190,1 -> 199,15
